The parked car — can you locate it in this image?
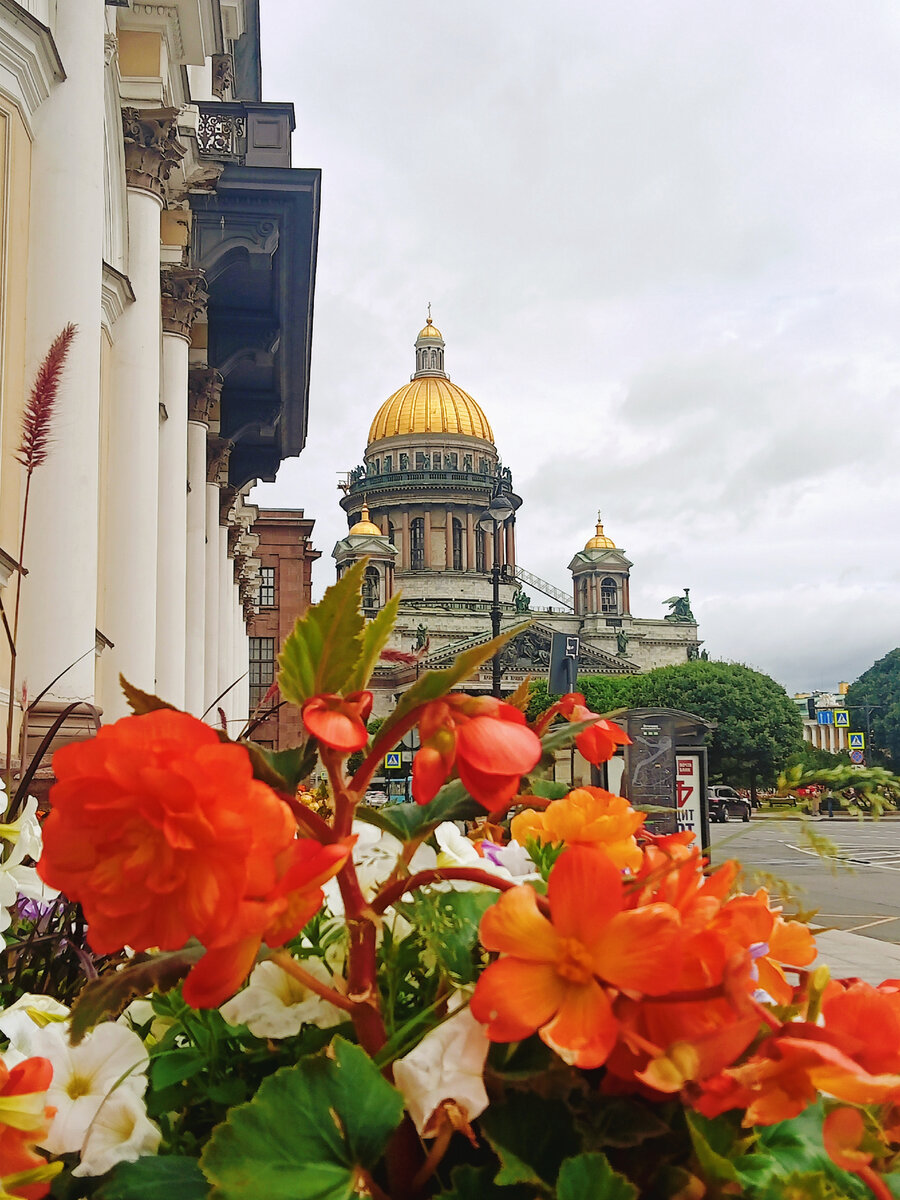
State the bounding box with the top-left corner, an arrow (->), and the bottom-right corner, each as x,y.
364,789 -> 389,808
708,785 -> 752,823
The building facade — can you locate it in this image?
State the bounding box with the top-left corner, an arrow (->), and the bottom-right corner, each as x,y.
335,319 -> 701,713
793,685 -> 851,754
0,0 -> 319,765
247,508 -> 320,750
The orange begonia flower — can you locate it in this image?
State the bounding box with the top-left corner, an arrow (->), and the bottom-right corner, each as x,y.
412,696 -> 541,808
0,1056 -> 57,1200
470,847 -> 682,1068
39,710 -> 351,1008
301,691 -> 373,752
511,787 -> 644,872
553,695 -> 631,764
820,980 -> 900,1076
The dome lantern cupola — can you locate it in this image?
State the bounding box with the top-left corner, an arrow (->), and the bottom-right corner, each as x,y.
414,305 -> 446,378
585,512 -> 616,550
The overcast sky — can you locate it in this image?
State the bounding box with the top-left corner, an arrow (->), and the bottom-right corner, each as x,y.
252,0 -> 900,696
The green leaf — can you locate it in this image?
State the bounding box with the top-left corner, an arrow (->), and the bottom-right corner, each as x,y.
277,561 -> 367,705
119,675 -> 177,715
436,1165 -> 534,1200
405,888 -> 497,987
70,947 -> 204,1043
376,623 -> 530,743
685,1110 -> 741,1188
526,779 -> 569,800
557,1153 -> 637,1200
480,1091 -> 580,1191
246,741 -> 318,791
201,1037 -> 404,1200
574,1094 -> 671,1150
354,779 -> 483,841
149,1049 -> 206,1091
94,1156 -> 207,1200
346,591 -> 402,692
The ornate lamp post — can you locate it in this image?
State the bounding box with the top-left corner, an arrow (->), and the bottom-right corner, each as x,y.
478,487 -> 516,698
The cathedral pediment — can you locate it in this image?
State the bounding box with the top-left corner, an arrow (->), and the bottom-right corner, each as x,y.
420,621 -> 637,676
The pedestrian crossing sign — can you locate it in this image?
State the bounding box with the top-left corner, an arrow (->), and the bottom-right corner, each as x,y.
848,732 -> 865,749
834,710 -> 849,727
384,751 -> 401,769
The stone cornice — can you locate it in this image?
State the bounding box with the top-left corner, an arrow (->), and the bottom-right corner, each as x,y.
122,106 -> 187,199
160,266 -> 206,339
187,365 -> 222,425
101,261 -> 135,331
0,1 -> 64,128
206,436 -> 231,486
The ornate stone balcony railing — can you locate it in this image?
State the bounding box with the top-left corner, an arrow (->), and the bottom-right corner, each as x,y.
196,101 -> 294,168
345,469 -> 497,496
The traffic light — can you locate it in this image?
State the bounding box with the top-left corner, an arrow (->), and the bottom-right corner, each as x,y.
807,698 -> 816,721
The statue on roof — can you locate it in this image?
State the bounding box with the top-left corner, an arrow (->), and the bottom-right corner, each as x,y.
664,588 -> 695,623
514,587 -> 531,614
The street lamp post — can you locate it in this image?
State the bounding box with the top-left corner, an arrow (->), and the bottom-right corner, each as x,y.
478,487 -> 516,698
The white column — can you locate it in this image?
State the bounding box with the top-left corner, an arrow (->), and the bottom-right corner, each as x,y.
203,481 -> 221,714
155,330 -> 189,707
218,529 -> 233,726
18,4 -> 105,710
98,185 -> 163,720
185,414 -> 208,715
233,583 -> 248,730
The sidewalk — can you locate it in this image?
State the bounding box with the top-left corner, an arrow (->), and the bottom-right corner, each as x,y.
810,928 -> 900,984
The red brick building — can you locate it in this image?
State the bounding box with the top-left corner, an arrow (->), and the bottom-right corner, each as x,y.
247,509 -> 321,749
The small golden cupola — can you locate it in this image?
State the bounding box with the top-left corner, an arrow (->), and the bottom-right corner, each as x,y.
348,503 -> 382,537
585,512 -> 616,551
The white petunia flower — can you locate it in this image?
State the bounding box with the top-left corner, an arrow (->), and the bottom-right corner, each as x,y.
433,823 -> 537,885
72,1088 -> 160,1177
0,993 -> 70,1066
220,958 -> 343,1038
37,1021 -> 150,1155
322,821 -> 437,916
393,1002 -> 490,1136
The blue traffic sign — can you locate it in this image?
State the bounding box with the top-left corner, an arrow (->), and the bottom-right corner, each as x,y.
384,751 -> 401,769
834,710 -> 850,727
816,710 -> 833,725
850,749 -> 865,764
849,733 -> 865,750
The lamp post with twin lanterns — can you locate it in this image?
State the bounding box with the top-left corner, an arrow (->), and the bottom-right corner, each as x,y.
477,481 -> 521,698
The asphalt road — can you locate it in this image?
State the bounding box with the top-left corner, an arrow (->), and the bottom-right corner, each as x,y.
708,816 -> 900,944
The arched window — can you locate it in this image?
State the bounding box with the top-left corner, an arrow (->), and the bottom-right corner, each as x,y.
475,528 -> 486,572
362,565 -> 380,610
410,518 -> 425,570
580,578 -> 589,614
430,349 -> 437,368
452,518 -> 464,570
601,576 -> 618,614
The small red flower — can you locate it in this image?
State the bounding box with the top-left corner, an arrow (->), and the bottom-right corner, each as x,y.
412,695 -> 541,808
302,691 -> 373,752
0,1056 -> 57,1199
556,695 -> 630,764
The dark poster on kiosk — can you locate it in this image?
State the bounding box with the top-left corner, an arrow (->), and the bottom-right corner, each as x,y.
621,713 -> 677,835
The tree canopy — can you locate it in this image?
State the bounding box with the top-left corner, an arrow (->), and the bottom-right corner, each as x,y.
846,648 -> 900,765
529,660 -> 803,787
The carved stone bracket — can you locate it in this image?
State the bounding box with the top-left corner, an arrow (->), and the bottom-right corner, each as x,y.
206,436 -> 232,487
188,365 -> 223,425
161,267 -> 207,339
122,107 -> 187,199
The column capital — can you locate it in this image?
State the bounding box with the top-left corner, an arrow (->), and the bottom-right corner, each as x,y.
122,107 -> 187,199
188,365 -> 223,425
206,436 -> 232,487
161,267 -> 207,339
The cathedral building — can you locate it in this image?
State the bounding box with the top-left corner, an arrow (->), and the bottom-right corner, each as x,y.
335,318 -> 701,713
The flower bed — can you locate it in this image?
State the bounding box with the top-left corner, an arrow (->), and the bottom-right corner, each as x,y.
1,561 -> 899,1199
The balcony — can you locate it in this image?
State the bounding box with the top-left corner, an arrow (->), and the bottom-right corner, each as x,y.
196,101 -> 294,168
344,469 -> 497,497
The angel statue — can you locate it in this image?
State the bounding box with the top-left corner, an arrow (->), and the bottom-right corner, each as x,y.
664,588 -> 695,623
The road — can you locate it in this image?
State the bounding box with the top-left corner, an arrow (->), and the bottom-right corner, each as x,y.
708,816 -> 900,944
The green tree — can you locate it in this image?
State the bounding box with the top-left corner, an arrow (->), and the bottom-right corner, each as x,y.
525,675 -> 637,722
845,649 -> 900,765
629,661 -> 803,798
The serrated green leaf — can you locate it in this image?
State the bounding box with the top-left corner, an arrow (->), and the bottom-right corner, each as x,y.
685,1110 -> 741,1187
200,1037 -> 404,1200
376,623 -> 530,743
480,1092 -> 580,1191
574,1093 -> 671,1150
70,947 -> 203,1043
119,675 -> 177,715
436,1165 -> 534,1200
354,780 -> 483,841
527,779 -> 569,800
247,741 -> 318,791
557,1152 -> 637,1200
94,1156 -> 207,1200
277,561 -> 368,706
346,591 -> 402,692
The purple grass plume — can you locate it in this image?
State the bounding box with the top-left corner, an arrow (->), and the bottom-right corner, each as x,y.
15,323 -> 77,475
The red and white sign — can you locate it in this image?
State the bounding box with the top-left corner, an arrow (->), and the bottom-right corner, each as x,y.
675,754 -> 701,837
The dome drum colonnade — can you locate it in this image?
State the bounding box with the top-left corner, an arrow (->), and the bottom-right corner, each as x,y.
337,319 -> 519,609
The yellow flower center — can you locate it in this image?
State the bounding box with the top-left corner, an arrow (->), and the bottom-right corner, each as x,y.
64,1074 -> 93,1100
555,937 -> 595,985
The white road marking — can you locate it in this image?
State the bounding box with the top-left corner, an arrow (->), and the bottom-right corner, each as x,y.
787,843 -> 900,871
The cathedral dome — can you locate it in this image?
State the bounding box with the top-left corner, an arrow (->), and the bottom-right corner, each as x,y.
585,514 -> 616,550
367,315 -> 495,444
348,503 -> 382,536
367,377 -> 494,444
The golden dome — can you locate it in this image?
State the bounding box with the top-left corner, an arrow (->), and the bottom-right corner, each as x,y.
348,504 -> 382,537
368,376 -> 494,444
585,513 -> 616,550
417,318 -> 443,340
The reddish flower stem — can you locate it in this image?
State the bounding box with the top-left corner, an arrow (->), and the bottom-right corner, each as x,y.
349,711 -> 423,798
857,1166 -> 892,1200
267,950 -> 357,1016
281,791 -> 336,842
372,867 -> 532,915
